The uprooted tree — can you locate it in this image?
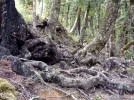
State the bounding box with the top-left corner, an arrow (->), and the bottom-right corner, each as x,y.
1,0 -> 134,99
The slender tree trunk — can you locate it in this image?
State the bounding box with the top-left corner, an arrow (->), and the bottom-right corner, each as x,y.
76,8 -> 81,36
37,0 -> 44,21
105,30 -> 116,58
76,0 -> 120,55
118,15 -> 130,56
70,7 -> 81,33
33,0 -> 36,29
90,16 -> 94,36
66,4 -> 70,27
97,4 -> 101,31
105,35 -> 111,58
79,1 -> 90,45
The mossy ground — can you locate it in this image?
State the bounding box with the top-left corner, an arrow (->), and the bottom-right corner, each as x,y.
0,78 -> 16,100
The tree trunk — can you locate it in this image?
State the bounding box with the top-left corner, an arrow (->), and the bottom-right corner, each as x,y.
0,0 -> 27,55
70,7 -> 81,33
45,0 -> 61,39
48,0 -> 61,24
79,1 -> 90,45
37,0 -> 44,17
0,0 -> 61,64
76,8 -> 81,37
66,4 -> 70,27
33,0 -> 37,29
105,30 -> 116,58
117,15 -> 130,56
76,0 -> 120,56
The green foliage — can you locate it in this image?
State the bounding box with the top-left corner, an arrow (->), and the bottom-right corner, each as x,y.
15,0 -> 32,22
0,78 -> 16,100
94,96 -> 101,100
68,34 -> 79,42
15,0 -> 133,49
15,0 -> 47,22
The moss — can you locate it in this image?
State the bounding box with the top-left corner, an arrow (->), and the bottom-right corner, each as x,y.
0,78 -> 16,100
127,67 -> 134,77
121,40 -> 134,56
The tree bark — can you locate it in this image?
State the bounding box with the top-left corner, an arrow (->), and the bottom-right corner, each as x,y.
48,0 -> 61,24
76,0 -> 120,56
0,0 -> 27,55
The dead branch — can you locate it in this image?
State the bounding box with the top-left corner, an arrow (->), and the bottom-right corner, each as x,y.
77,89 -> 90,100
10,79 -> 31,100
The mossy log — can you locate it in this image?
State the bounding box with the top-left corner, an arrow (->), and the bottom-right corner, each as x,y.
120,40 -> 134,56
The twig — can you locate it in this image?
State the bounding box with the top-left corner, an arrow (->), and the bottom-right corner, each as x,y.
77,89 -> 90,100
44,92 -> 76,99
119,73 -> 128,78
29,96 -> 39,100
9,79 -> 31,100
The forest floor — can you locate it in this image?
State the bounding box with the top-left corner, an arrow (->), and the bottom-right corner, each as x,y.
1,33 -> 134,100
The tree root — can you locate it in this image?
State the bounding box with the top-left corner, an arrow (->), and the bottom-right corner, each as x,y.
33,70 -> 78,100
39,67 -> 134,95
24,60 -> 48,71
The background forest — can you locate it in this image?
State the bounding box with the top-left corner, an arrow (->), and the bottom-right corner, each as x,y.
15,0 -> 133,59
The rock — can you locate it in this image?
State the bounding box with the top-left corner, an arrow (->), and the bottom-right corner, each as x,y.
80,56 -> 100,67
2,55 -> 33,76
2,55 -> 18,62
0,78 -> 16,100
0,46 -> 11,58
103,57 -> 129,71
11,59 -> 32,76
60,61 -> 68,69
70,59 -> 79,68
90,64 -> 103,71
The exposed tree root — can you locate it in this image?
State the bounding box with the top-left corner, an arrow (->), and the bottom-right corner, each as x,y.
33,70 -> 78,100
39,67 -> 134,95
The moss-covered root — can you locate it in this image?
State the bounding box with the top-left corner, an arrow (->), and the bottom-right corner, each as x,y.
0,78 -> 16,100
121,40 -> 134,56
